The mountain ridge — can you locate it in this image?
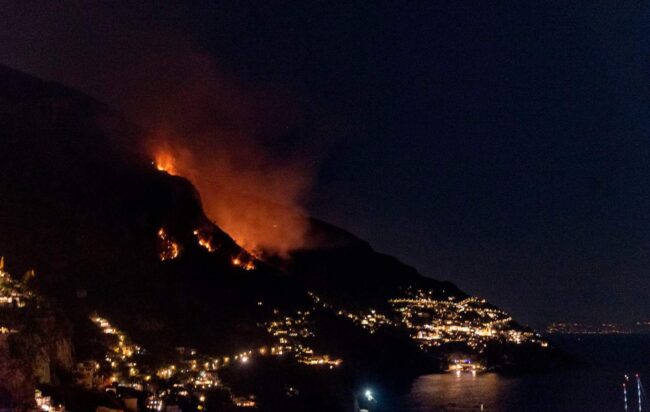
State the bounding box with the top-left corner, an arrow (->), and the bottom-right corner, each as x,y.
0,64 -> 571,411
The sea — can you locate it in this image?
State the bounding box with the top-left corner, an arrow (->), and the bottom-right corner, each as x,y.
379,334 -> 650,412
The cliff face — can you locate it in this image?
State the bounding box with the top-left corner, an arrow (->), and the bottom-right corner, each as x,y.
0,309 -> 74,407
0,335 -> 34,408
32,312 -> 75,383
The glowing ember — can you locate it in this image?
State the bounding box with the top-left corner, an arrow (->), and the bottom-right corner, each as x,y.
193,229 -> 216,252
231,256 -> 255,271
157,228 -> 181,261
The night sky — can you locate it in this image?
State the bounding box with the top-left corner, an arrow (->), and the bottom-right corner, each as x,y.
1,1 -> 649,325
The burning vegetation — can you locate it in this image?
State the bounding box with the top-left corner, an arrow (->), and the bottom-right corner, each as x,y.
148,138 -> 310,258
193,229 -> 216,253
157,228 -> 181,261
192,228 -> 256,270
231,255 -> 255,271
153,148 -> 178,176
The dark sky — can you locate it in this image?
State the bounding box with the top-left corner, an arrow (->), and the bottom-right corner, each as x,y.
1,1 -> 649,325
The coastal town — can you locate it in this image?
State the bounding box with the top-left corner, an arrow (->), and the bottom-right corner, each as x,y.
1,3 -> 648,410
0,257 -> 350,411
0,248 -> 554,412
389,288 -> 548,351
308,287 -> 548,356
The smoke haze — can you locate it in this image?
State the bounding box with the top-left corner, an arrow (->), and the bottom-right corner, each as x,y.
0,1 -> 315,255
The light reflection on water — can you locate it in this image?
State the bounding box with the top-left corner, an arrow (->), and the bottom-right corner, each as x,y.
378,335 -> 650,412
394,370 -> 625,412
406,373 -> 512,411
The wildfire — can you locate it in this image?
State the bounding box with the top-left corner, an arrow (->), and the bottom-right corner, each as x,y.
193,230 -> 216,252
147,138 -> 310,257
153,149 -> 177,175
193,229 -> 256,270
232,256 -> 255,271
157,228 -> 181,261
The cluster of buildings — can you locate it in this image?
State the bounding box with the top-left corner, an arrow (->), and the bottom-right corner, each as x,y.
87,315 -> 144,386
80,304 -> 346,411
308,287 -> 547,356
261,308 -> 343,368
78,288 -> 362,410
35,389 -> 65,412
0,260 -> 254,412
0,260 -> 33,311
334,308 -> 393,334
83,314 -> 259,411
390,288 -> 546,351
307,291 -> 394,334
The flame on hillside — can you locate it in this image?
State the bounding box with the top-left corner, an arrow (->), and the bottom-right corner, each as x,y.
154,148 -> 178,176
79,34 -> 316,258
1,1 -> 320,257
193,229 -> 216,252
157,227 -> 180,261
149,137 -> 310,258
232,255 -> 255,271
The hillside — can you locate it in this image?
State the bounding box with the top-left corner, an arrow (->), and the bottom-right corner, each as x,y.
0,65 -> 568,411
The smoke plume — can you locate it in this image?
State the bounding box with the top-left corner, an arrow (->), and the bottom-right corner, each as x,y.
127,45 -> 314,257
0,2 -> 315,256
150,134 -> 311,256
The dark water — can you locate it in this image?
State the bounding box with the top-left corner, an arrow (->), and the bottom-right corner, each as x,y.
379,335 -> 650,411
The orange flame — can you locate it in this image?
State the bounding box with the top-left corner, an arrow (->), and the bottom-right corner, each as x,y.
148,137 -> 309,257
154,148 -> 177,175
193,229 -> 216,252
232,255 -> 255,271
157,227 -> 181,261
